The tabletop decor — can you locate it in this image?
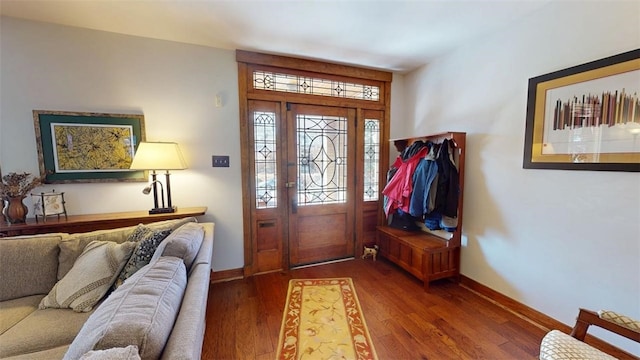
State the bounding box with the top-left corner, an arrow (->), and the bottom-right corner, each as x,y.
33,110 -> 147,183
31,190 -> 67,222
129,142 -> 187,214
523,49 -> 640,172
1,172 -> 45,223
276,278 -> 378,360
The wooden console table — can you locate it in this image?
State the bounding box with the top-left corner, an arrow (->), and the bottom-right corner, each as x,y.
0,206 -> 207,237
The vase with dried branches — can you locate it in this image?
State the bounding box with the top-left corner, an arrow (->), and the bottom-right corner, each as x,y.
1,172 -> 45,224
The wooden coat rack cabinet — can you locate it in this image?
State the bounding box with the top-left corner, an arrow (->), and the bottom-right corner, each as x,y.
376,132 -> 466,291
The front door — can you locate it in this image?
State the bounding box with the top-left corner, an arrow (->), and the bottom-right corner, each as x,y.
286,104 -> 356,266
238,52 -> 391,276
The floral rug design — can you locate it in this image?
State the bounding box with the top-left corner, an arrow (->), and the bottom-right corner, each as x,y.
276,278 -> 378,360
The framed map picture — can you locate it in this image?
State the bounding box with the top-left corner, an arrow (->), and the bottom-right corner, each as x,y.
33,110 -> 147,183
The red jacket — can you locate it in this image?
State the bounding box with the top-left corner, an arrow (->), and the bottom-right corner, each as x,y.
382,147 -> 428,216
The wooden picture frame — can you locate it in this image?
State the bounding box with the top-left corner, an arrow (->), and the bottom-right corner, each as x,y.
31,190 -> 68,222
523,49 -> 640,172
33,110 -> 147,183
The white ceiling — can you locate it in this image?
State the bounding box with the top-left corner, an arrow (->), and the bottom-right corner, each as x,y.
0,0 -> 552,73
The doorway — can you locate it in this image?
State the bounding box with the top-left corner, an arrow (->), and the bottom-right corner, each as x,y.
237,50 -> 392,275
247,101 -> 356,269
286,104 -> 356,266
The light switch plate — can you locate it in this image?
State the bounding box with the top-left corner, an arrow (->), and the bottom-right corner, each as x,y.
212,155 -> 230,167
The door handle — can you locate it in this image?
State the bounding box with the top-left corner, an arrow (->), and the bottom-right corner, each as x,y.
291,198 -> 297,214
285,182 -> 296,188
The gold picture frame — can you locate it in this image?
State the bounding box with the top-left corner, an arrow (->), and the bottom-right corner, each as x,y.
523,49 -> 640,172
34,110 -> 147,183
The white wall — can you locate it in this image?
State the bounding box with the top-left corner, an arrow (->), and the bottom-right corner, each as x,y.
0,17 -> 243,272
390,72 -> 406,140
401,1 -> 639,353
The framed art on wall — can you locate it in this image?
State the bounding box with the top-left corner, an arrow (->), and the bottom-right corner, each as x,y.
33,110 -> 147,183
523,49 -> 640,172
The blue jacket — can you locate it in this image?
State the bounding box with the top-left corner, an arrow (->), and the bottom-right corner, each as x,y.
409,157 -> 438,218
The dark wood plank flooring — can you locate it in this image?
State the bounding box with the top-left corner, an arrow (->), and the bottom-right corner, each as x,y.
203,258 -> 549,359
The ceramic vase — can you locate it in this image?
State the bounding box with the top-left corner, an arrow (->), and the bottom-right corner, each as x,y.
2,196 -> 28,224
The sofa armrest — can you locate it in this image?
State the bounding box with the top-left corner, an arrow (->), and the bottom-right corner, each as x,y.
161,222 -> 213,360
570,308 -> 640,343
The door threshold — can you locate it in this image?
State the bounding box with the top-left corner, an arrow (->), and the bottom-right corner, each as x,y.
291,257 -> 355,270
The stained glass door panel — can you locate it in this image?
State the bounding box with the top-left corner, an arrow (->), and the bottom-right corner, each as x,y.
287,104 -> 356,266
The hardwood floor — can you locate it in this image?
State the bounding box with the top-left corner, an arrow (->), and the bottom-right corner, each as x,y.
202,258 -> 552,359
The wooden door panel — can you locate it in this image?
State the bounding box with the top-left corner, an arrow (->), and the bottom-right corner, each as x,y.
297,213 -> 348,247
248,100 -> 286,274
287,104 -> 356,267
256,220 -> 279,251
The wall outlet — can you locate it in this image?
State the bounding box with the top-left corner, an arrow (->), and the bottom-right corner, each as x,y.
212,155 -> 230,167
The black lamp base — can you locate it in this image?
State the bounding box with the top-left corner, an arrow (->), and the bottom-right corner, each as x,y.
149,206 -> 177,214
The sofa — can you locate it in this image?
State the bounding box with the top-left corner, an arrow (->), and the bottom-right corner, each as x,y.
0,217 -> 214,359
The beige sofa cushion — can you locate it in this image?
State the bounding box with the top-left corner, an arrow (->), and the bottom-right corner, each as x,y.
40,241 -> 135,312
0,307 -> 92,358
151,222 -> 204,272
57,217 -> 197,280
0,294 -> 44,335
0,234 -> 62,301
58,227 -> 136,280
1,345 -> 69,360
64,256 -> 187,360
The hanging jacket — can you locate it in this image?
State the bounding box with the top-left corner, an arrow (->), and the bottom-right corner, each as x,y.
382,146 -> 428,216
409,144 -> 438,218
434,139 -> 459,218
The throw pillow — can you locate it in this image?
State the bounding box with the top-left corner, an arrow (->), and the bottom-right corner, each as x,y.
126,224 -> 154,243
57,226 -> 137,280
151,222 -> 204,272
145,216 -> 198,232
79,345 -> 141,360
113,227 -> 172,289
39,240 -> 135,312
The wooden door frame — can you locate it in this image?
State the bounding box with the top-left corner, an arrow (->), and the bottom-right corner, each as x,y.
237,50 -> 392,276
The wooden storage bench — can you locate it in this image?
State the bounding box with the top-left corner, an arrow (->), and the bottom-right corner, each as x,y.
376,225 -> 460,291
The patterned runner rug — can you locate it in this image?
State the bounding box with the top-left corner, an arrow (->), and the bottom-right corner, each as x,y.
276,278 -> 378,360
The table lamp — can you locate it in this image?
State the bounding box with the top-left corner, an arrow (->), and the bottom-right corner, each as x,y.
130,142 -> 187,214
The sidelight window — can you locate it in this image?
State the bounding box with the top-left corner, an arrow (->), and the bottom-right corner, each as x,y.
254,111 -> 278,209
363,119 -> 380,201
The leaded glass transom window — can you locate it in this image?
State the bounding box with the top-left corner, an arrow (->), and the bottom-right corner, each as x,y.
364,119 -> 380,201
297,114 -> 348,205
254,111 -> 277,209
254,70 -> 380,101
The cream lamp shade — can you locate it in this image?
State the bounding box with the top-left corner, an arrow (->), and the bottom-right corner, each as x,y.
129,142 -> 187,170
130,141 -> 186,214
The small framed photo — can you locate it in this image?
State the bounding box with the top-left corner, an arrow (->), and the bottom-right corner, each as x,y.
32,191 -> 67,222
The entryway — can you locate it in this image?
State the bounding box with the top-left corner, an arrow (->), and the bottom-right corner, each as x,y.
237,51 -> 392,275
247,101 -> 356,268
